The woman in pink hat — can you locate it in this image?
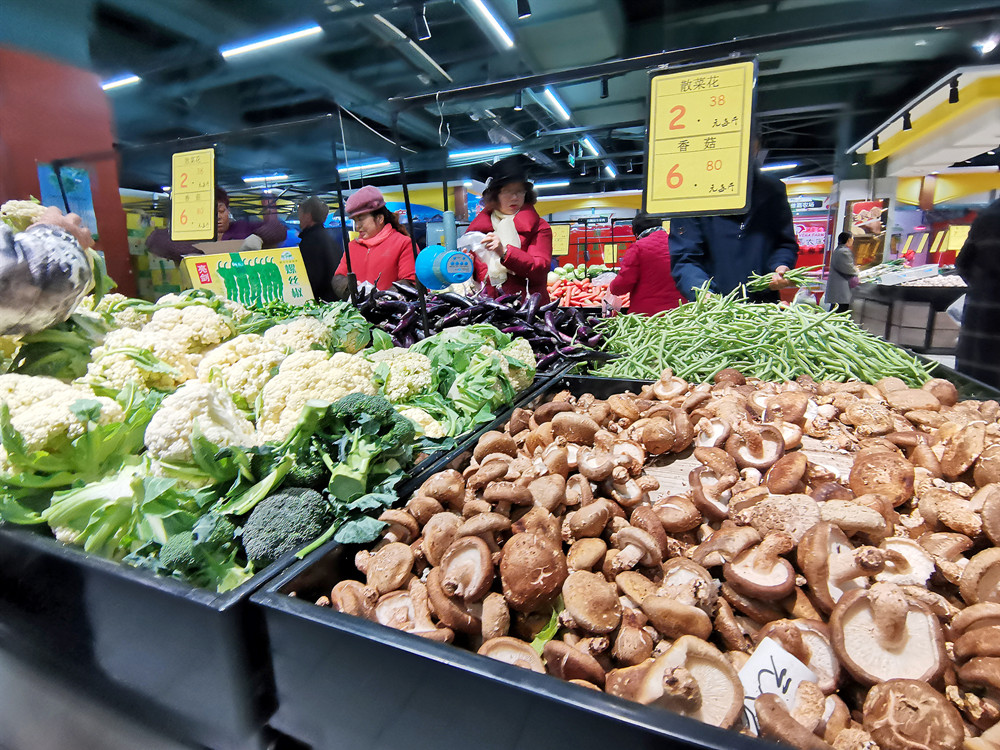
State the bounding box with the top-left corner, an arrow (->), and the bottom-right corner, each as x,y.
466,156 -> 552,302
333,185 -> 416,294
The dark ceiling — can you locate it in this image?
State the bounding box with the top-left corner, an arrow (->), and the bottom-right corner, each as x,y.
4,0 -> 1000,199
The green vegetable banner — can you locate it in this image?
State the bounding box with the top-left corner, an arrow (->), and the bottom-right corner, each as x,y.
180,248 -> 314,306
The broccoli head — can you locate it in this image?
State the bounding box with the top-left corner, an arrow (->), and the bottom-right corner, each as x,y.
242,487 -> 335,568
158,513 -> 251,593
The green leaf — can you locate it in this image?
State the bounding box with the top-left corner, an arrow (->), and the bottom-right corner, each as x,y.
370,329 -> 394,351
333,516 -> 387,545
346,493 -> 395,512
531,598 -> 563,655
69,398 -> 104,424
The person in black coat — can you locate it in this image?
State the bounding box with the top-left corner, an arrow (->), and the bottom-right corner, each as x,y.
669,166 -> 799,303
297,196 -> 343,302
956,198 -> 1000,388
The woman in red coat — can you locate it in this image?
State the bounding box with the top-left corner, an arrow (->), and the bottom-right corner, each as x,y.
466,157 -> 553,302
608,212 -> 686,315
333,185 -> 416,294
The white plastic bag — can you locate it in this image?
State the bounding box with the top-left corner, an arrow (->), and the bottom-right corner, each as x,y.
458,231 -> 507,287
947,294 -> 966,325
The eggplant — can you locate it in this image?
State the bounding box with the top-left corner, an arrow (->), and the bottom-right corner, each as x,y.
435,292 -> 476,309
392,310 -> 418,336
537,351 -> 562,370
501,325 -> 535,336
539,300 -> 560,314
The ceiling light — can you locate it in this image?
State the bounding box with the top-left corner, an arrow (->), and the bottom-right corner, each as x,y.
340,160 -> 394,173
517,0 -> 531,19
580,161 -> 586,176
949,76 -> 960,103
600,77 -> 609,99
914,39 -> 927,47
872,134 -> 880,151
161,186 -> 171,192
513,90 -> 523,111
448,145 -> 513,160
101,73 -> 141,90
604,164 -> 617,179
415,3 -> 431,40
220,23 -> 324,58
406,40 -> 452,81
466,0 -> 515,49
759,162 -> 798,172
534,180 -> 570,189
463,180 -> 473,187
580,136 -> 600,156
627,160 -> 633,173
373,14 -> 408,40
542,87 -> 571,121
902,111 -> 912,130
243,174 -> 289,182
974,33 -> 999,55
931,171 -> 939,175
989,150 -> 997,155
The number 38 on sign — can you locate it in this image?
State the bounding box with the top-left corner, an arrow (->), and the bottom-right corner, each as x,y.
643,60 -> 756,217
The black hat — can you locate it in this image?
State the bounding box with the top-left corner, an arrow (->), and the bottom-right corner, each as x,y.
483,154 -> 533,190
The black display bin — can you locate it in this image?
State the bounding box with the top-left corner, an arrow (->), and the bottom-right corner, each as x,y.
0,372 -> 562,750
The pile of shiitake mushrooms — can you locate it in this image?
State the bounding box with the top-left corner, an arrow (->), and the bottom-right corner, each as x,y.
313,369 -> 1000,750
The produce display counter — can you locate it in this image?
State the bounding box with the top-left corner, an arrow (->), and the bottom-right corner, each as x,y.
851,283 -> 965,355
0,370 -> 564,750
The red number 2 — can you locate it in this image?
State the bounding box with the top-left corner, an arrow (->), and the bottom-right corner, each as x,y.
180,172 -> 188,188
668,105 -> 686,130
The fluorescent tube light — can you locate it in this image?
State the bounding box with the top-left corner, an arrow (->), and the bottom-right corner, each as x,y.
467,0 -> 514,49
220,24 -> 323,59
534,180 -> 570,189
543,87 -> 571,121
243,174 -> 289,182
604,164 -> 617,179
101,74 -> 141,91
161,186 -> 171,192
448,145 -> 513,160
760,162 -> 798,172
340,160 -> 394,173
580,136 -> 600,156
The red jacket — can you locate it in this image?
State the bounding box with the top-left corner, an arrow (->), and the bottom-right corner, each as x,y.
335,225 -> 416,290
608,229 -> 685,315
468,205 -> 552,302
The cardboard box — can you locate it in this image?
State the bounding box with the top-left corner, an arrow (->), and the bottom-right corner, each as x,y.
889,325 -> 927,348
891,301 -> 931,328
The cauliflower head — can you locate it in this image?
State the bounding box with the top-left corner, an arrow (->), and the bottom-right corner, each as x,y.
0,199 -> 46,233
84,328 -> 197,392
257,350 -> 376,442
502,338 -> 536,392
196,334 -> 288,413
399,407 -> 446,439
145,304 -> 236,351
81,292 -> 151,330
0,373 -> 123,453
263,317 -> 331,352
144,380 -> 260,464
368,348 -> 433,403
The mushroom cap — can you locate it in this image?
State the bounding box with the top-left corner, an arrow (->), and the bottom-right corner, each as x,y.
653,495 -> 703,533
973,445 -> 1000,487
567,537 -> 608,571
421,512 -> 463,567
378,509 -> 420,544
551,411 -> 600,445
765,451 -> 808,494
640,596 -> 713,640
636,635 -> 744,729
473,431 -> 518,462
959,548 -> 1000,605
425,567 -> 481,634
542,640 -> 607,686
361,542 -> 414,595
875,538 -> 935,587
480,592 -> 511,641
330,580 -> 377,619
458,512 -> 511,538
499,532 -> 568,613
374,590 -> 418,631
419,469 -> 466,510
886,388 -> 941,412
734,493 -> 821,545
478,636 -> 545,673
830,588 -> 946,685
755,693 -> 834,750
642,417 -> 676,455
949,602 -> 1000,639
439,536 -> 494,602
576,447 -> 616,481
922,378 -> 958,407
798,522 -> 874,613
954,625 -> 1000,660
533,400 -> 575,424
976,483 -> 1000,544
723,535 -> 797,601
843,400 -> 895,435
562,570 -> 623,634
939,422 -> 986,480
616,570 -> 659,603
527,474 -> 567,513
849,452 -> 914,508
511,505 -> 561,540
862,680 -> 965,750
659,558 -> 719,614
483,481 -> 533,507
725,422 -> 785,470
957,656 -> 1000,692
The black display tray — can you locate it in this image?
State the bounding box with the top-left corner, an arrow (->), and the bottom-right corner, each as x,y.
0,372 -> 562,750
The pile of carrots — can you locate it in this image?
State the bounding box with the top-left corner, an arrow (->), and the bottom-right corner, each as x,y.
547,278 -> 629,308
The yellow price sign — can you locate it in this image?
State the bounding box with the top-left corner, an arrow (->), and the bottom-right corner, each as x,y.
171,148 -> 216,241
603,244 -> 617,264
644,60 -> 756,217
551,224 -> 570,256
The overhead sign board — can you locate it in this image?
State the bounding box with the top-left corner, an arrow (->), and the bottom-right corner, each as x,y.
643,59 -> 756,217
170,147 -> 215,241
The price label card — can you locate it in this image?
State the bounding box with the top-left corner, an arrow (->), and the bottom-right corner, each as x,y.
737,637 -> 818,736
171,148 -> 216,241
603,244 -> 617,264
644,60 -> 756,217
551,224 -> 570,256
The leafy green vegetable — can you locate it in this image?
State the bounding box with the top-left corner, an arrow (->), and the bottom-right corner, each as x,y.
531,598 -> 564,655
6,311 -> 111,379
318,302 -> 371,354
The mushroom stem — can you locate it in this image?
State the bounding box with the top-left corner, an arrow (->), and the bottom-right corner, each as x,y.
830,547 -> 885,586
662,666 -> 703,710
868,583 -> 909,647
750,532 -> 796,573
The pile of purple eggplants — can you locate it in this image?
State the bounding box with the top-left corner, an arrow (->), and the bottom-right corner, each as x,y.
353,284 -> 613,372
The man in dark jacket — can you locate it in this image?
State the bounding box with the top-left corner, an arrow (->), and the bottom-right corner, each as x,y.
669,167 -> 799,302
956,198 -> 1000,388
297,196 -> 343,302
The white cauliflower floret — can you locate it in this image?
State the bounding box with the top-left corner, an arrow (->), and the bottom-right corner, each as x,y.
257,350 -> 376,442
144,305 -> 236,351
86,293 -> 151,330
144,380 -> 259,464
0,373 -> 123,452
263,317 -> 331,352
84,328 -> 197,392
0,199 -> 46,232
221,299 -> 250,322
368,348 -> 433,403
197,334 -> 288,412
502,338 -> 536,391
399,407 -> 446,439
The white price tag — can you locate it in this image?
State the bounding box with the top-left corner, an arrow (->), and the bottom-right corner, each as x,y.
737,637 -> 818,736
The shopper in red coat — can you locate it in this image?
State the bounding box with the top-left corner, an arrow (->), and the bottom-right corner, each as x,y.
466,156 -> 552,303
608,212 -> 686,315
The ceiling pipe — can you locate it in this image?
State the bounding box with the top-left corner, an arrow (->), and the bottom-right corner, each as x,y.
390,7 -> 1000,110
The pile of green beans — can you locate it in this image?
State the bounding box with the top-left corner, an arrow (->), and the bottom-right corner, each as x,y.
746,265 -> 823,292
592,287 -> 935,386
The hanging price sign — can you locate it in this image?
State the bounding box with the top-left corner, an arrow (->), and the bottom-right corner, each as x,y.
643,59 -> 756,217
170,147 -> 216,241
